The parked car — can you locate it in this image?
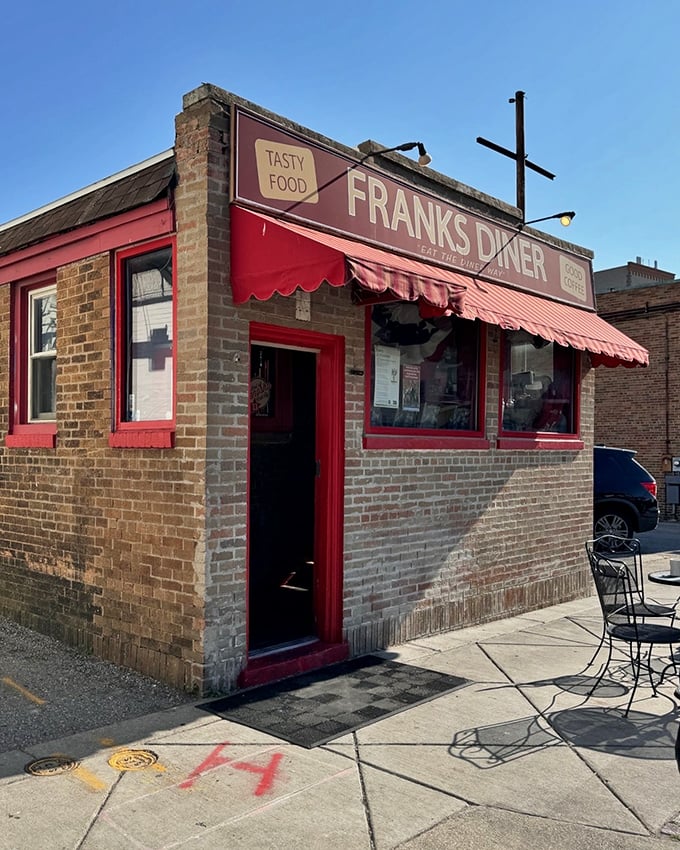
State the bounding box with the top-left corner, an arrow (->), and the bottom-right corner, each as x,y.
593,445 -> 659,539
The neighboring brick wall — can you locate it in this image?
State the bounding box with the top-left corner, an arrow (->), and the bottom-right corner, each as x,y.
596,283 -> 680,517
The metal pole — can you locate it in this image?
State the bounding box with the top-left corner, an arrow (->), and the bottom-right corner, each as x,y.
514,91 -> 526,219
477,90 -> 556,215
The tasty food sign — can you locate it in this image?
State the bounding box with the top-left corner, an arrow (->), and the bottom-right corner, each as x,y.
254,139 -> 319,203
233,109 -> 593,308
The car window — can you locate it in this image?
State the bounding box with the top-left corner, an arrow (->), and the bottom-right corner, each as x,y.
595,452 -> 619,489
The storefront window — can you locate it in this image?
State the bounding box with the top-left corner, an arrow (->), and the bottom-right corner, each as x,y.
369,303 -> 480,433
501,330 -> 575,434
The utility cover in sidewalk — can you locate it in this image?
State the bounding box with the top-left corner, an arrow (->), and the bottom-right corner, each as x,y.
25,755 -> 79,776
198,655 -> 469,748
108,749 -> 158,771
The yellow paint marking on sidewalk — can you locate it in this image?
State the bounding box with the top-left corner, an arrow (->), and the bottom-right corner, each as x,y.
72,765 -> 107,792
1,677 -> 46,705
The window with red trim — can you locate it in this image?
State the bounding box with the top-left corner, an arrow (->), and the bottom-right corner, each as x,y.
365,302 -> 486,448
6,276 -> 57,448
500,330 -> 578,438
110,239 -> 176,448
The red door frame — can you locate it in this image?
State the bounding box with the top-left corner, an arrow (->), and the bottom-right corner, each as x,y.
247,322 -> 345,649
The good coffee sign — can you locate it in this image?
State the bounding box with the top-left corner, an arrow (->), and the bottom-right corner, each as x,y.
233,108 -> 593,309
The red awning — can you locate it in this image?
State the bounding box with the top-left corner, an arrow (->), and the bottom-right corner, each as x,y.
459,277 -> 648,367
230,206 -> 467,313
229,206 -> 648,368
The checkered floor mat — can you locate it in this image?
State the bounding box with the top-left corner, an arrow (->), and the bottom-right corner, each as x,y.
197,655 -> 469,748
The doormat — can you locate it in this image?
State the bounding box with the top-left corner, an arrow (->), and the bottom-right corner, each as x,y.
197,655 -> 469,749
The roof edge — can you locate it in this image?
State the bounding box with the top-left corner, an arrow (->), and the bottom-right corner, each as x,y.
0,149 -> 174,233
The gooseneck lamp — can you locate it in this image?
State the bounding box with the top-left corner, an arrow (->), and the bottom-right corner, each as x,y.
474,211 -> 577,279
524,211 -> 576,228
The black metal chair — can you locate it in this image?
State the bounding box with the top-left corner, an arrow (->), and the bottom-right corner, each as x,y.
593,534 -> 667,603
585,536 -> 676,668
586,545 -> 680,715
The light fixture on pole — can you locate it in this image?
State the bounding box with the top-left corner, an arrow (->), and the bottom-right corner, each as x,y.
524,211 -> 575,228
475,210 -> 576,278
376,141 -> 431,166
283,141 -> 432,214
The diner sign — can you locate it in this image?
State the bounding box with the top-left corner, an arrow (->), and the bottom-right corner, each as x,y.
233,108 -> 594,309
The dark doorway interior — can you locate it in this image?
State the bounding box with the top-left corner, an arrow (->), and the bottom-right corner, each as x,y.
248,346 -> 317,653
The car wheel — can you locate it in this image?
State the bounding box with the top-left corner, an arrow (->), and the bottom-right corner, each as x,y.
594,509 -> 632,541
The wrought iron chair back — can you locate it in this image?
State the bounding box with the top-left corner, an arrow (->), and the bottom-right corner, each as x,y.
584,539 -> 680,715
588,548 -> 638,631
585,537 -> 675,623
592,534 -> 645,599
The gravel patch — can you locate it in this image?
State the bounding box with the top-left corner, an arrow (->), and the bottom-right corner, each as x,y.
0,617 -> 194,753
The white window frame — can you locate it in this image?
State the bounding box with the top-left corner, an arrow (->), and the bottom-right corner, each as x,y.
27,284 -> 57,422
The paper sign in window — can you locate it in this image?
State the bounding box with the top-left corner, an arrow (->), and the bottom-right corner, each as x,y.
373,346 -> 400,408
401,365 -> 421,411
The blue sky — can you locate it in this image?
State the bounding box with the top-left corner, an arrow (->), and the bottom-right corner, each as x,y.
2,0 -> 678,273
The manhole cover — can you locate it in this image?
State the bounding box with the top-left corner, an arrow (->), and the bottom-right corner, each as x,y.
25,755 -> 79,776
107,748 -> 158,771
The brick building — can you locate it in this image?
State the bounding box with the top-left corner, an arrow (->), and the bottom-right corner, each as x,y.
0,84 -> 647,694
594,259 -> 679,517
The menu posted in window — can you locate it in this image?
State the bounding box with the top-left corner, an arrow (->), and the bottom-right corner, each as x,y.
373,346 -> 400,408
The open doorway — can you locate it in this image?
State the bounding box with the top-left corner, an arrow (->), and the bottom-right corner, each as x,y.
248,344 -> 317,652
246,323 -> 345,666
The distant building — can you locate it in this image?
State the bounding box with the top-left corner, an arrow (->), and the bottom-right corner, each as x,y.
594,258 -> 675,294
594,259 -> 680,518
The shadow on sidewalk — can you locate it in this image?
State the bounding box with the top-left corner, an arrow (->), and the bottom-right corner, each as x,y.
449,670 -> 679,769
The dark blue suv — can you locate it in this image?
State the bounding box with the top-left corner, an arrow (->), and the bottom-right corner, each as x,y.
594,445 -> 659,539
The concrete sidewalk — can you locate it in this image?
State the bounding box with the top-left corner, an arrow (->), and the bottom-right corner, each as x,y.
2,525 -> 680,849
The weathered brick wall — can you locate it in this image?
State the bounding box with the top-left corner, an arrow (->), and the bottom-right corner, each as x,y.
175,90 -> 251,693
218,282 -> 594,662
0,91 -> 244,697
2,226 -> 214,692
0,241 -> 207,694
595,283 -> 679,516
194,88 -> 593,686
0,86 -> 596,697
0,261 -> 110,650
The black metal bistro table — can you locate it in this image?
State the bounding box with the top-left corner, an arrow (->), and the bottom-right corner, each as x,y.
648,571 -> 680,585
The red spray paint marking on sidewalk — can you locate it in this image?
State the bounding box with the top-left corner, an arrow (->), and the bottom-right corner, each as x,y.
179,743 -> 231,789
232,753 -> 283,796
179,742 -> 283,796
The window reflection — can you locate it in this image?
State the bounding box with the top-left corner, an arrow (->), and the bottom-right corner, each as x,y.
370,303 -> 480,432
28,287 -> 57,421
502,330 -> 574,433
124,246 -> 173,422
